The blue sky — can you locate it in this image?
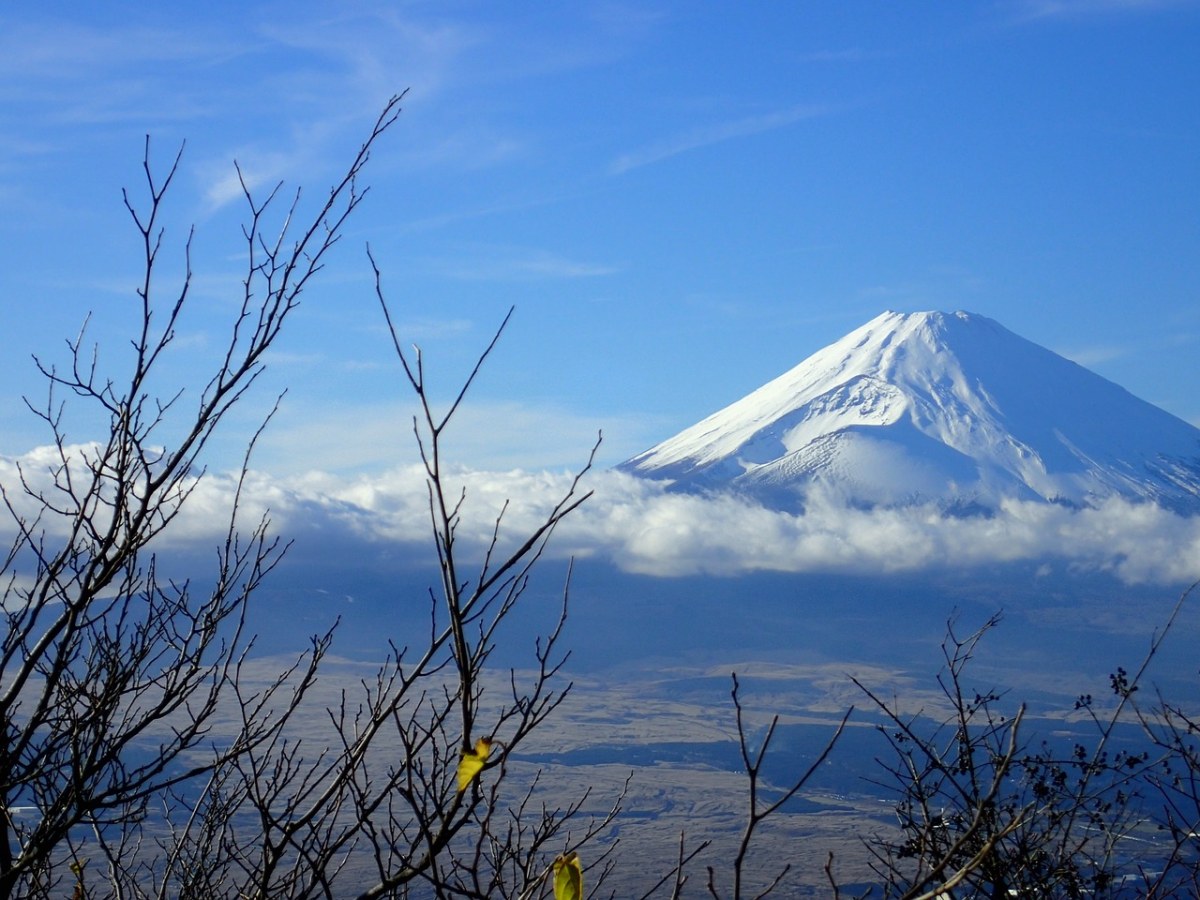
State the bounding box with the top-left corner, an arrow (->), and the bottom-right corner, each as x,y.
2,1 -> 1200,581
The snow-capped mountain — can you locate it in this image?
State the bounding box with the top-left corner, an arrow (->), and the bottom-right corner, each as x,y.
620,310 -> 1200,513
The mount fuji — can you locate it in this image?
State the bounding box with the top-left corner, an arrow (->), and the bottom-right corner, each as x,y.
620,310 -> 1200,513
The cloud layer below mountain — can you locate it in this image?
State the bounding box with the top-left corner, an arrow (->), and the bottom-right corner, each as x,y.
8,446 -> 1195,586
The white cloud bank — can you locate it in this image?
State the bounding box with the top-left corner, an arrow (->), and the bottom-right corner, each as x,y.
6,446 -> 1197,586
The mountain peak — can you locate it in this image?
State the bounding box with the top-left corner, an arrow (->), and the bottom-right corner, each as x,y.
621,310 -> 1200,513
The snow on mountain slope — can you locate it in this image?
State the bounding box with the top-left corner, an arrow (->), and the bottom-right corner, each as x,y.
620,311 -> 1200,512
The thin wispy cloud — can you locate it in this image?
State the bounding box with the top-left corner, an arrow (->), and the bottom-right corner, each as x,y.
0,11 -> 503,213
382,317 -> 475,343
395,128 -> 527,173
795,48 -> 875,63
1009,0 -> 1197,20
0,20 -> 237,79
259,11 -> 484,110
392,185 -> 603,237
0,15 -> 351,212
608,103 -> 830,175
198,146 -> 317,214
433,247 -> 620,281
1058,343 -> 1132,367
0,19 -> 245,138
250,397 -> 650,476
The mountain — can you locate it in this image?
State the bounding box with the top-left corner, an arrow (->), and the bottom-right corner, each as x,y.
620,310 -> 1200,513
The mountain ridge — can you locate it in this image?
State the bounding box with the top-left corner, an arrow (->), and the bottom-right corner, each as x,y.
620,310 -> 1200,513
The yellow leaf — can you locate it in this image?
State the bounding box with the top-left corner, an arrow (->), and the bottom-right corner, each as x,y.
553,851 -> 582,900
456,737 -> 492,794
